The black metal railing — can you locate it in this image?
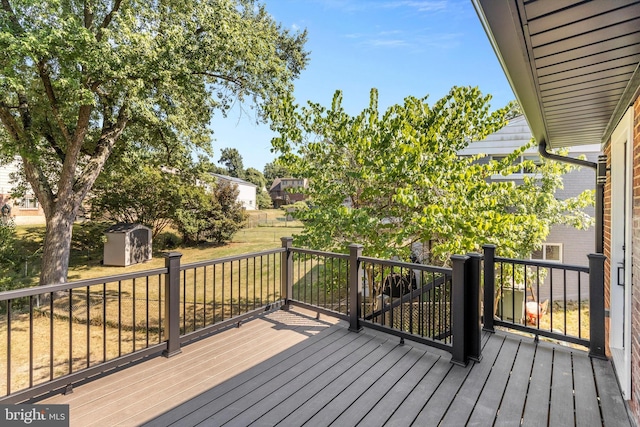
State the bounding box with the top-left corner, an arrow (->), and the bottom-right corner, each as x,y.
0,238 -> 607,403
177,249 -> 284,343
285,246 -> 350,319
280,240 -> 482,366
482,245 -> 605,358
0,268 -> 167,403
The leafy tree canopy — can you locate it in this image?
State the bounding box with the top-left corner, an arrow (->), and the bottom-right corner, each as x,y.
263,160 -> 290,182
271,87 -> 593,264
245,167 -> 266,188
219,147 -> 245,178
0,0 -> 308,284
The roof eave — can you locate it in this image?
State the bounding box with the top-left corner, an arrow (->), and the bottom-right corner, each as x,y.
471,0 -> 549,148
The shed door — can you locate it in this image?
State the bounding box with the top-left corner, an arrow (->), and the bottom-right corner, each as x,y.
129,228 -> 150,264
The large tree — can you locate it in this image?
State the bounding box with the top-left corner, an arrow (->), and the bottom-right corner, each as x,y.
0,0 -> 308,285
271,87 -> 593,263
263,160 -> 290,182
219,147 -> 245,178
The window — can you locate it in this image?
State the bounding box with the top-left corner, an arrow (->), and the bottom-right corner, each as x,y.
531,243 -> 562,262
491,154 -> 542,174
20,195 -> 39,209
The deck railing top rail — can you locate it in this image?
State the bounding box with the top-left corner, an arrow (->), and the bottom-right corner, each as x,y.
359,255 -> 452,275
291,247 -> 350,260
494,256 -> 589,272
0,267 -> 169,301
181,248 -> 285,270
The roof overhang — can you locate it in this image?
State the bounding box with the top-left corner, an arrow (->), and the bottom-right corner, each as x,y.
472,0 -> 640,149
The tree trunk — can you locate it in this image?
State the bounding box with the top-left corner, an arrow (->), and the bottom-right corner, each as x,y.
39,209 -> 77,286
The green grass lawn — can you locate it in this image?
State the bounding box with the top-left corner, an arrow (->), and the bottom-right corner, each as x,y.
14,209 -> 304,284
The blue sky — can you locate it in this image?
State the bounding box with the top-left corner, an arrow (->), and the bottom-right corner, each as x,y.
209,0 -> 515,171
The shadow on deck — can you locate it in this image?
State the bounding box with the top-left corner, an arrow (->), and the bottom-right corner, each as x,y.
40,308 -> 629,426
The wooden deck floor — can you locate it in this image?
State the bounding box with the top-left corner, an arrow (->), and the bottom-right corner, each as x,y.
39,308 -> 630,426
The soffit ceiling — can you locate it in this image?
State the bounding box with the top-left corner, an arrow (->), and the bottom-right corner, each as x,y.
472,0 -> 640,148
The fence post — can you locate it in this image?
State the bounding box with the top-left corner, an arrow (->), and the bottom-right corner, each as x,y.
281,237 -> 294,310
348,244 -> 364,332
482,245 -> 496,333
588,253 -> 607,359
466,253 -> 483,362
163,252 -> 182,358
451,254 -> 469,366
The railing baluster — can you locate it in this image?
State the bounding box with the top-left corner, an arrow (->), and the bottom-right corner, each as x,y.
7,299 -> 11,395
133,278 -> 136,352
86,287 -> 90,369
69,289 -> 73,374
29,295 -> 33,388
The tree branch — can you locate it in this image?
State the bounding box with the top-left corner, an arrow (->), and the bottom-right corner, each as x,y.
191,72 -> 246,87
1,0 -> 24,35
95,0 -> 123,42
74,102 -> 129,201
84,0 -> 94,29
43,120 -> 66,163
0,105 -> 23,142
37,61 -> 73,146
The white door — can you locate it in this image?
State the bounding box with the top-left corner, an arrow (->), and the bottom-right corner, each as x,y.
609,107 -> 633,399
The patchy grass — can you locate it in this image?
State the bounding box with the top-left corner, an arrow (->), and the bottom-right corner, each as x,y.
1,209 -> 301,396
12,209 -> 303,285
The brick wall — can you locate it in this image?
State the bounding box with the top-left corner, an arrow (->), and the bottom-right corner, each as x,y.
631,96 -> 640,422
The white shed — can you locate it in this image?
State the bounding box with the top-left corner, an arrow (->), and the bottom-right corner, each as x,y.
103,223 -> 152,267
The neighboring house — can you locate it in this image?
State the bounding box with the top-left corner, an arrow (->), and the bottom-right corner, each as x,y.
460,115 -> 599,301
269,177 -> 308,208
211,173 -> 257,210
0,159 -> 46,225
473,1 -> 640,421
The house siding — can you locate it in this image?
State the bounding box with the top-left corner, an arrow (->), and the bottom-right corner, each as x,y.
461,117 -> 598,302
631,95 -> 640,422
0,160 -> 46,224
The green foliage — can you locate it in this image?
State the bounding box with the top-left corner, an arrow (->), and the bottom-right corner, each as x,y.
0,0 -> 308,284
271,87 -> 594,264
174,180 -> 246,245
256,189 -> 273,209
245,167 -> 267,188
155,231 -> 181,251
219,148 -> 245,179
263,161 -> 290,182
0,219 -> 32,291
71,221 -> 110,261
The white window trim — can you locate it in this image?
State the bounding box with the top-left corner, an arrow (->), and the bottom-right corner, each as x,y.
531,243 -> 563,263
19,195 -> 39,210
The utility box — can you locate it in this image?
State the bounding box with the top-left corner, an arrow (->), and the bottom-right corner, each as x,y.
498,288 -> 525,324
103,223 -> 152,267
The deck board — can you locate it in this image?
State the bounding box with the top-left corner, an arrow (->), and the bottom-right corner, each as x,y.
204,331 -> 378,426
436,332 -> 504,426
573,355 -> 601,426
34,308 -> 630,427
593,357 -> 632,426
549,349 -> 575,427
467,337 -> 520,426
521,344 -> 553,427
352,350 -> 441,427
248,332 -> 384,426
493,339 -> 536,426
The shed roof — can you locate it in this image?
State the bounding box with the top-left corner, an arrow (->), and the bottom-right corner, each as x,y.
105,223 -> 151,233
